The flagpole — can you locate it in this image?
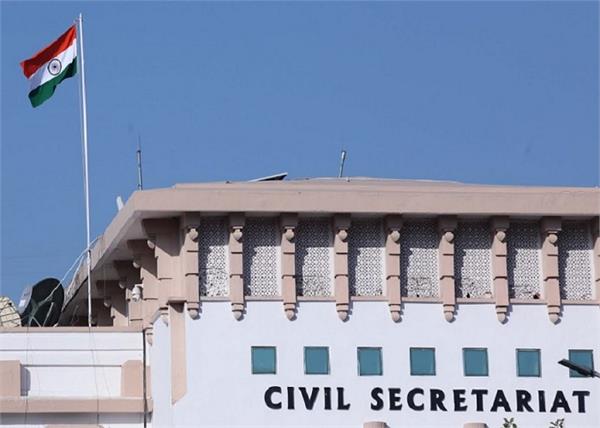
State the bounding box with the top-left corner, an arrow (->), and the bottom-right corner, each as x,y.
76,13 -> 92,327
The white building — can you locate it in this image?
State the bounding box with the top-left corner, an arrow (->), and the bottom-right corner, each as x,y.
1,178 -> 599,428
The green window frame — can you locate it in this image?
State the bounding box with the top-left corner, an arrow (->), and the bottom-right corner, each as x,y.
357,347 -> 382,376
251,346 -> 276,374
304,346 -> 330,375
410,347 -> 436,376
568,349 -> 594,378
463,348 -> 489,376
516,349 -> 541,377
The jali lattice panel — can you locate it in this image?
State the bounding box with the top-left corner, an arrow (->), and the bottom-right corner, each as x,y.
198,217 -> 229,297
559,222 -> 593,300
243,218 -> 280,296
454,222 -> 492,298
348,219 -> 385,296
507,222 -> 542,299
400,221 -> 439,298
295,218 -> 333,297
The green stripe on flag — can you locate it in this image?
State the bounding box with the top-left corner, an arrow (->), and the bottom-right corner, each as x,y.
28,59 -> 77,107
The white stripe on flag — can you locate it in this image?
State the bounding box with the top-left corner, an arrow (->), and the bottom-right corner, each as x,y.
28,39 -> 77,91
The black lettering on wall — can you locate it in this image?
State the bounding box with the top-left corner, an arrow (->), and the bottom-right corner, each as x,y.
287,386 -> 295,410
516,390 -> 533,412
538,391 -> 546,412
299,387 -> 319,410
371,387 -> 384,411
430,389 -> 447,411
324,387 -> 332,410
572,391 -> 590,413
550,391 -> 571,413
265,386 -> 282,410
453,389 -> 467,411
471,389 -> 488,412
407,388 -> 425,411
389,388 -> 402,410
491,390 -> 512,412
337,387 -> 351,410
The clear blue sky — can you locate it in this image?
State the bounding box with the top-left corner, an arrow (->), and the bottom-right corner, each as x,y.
1,1 -> 598,303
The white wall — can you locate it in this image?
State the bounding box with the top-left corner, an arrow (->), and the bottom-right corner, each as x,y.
0,330 -> 142,397
158,301 -> 600,428
0,329 -> 144,428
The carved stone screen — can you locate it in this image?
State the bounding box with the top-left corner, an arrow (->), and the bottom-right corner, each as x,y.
198,217 -> 229,297
559,222 -> 593,300
507,222 -> 542,299
243,218 -> 281,296
348,219 -> 385,296
295,218 -> 333,297
400,220 -> 439,298
454,222 -> 492,298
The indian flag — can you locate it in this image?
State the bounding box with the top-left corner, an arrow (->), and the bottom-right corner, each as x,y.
20,25 -> 77,108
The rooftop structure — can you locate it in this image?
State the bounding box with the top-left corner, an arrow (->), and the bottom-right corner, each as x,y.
2,178 -> 599,427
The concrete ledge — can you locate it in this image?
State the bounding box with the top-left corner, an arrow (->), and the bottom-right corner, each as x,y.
0,397 -> 152,414
0,326 -> 142,333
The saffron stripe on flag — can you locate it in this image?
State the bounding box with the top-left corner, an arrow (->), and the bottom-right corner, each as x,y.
21,25 -> 76,78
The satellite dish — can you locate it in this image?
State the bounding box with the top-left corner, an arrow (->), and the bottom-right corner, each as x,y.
248,172 -> 288,182
18,278 -> 64,327
0,297 -> 21,327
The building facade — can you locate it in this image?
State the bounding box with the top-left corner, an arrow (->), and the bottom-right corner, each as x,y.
1,178 -> 599,427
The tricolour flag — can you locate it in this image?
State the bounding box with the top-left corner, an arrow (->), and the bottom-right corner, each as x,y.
20,25 -> 77,108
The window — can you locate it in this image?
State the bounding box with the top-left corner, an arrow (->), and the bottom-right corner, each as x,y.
517,349 -> 541,377
463,348 -> 489,376
410,348 -> 436,376
251,346 -> 276,374
568,350 -> 594,378
304,347 -> 329,375
357,347 -> 382,376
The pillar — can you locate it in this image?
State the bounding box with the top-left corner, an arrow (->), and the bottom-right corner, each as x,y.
385,215 -> 403,322
333,214 -> 351,321
592,218 -> 600,303
491,216 -> 509,323
438,216 -> 457,322
281,214 -> 298,320
182,213 -> 200,319
541,217 -> 561,323
127,239 -> 158,343
229,213 -> 245,320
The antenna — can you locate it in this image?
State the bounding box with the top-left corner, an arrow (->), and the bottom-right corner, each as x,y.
136,134 -> 144,190
338,149 -> 347,178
